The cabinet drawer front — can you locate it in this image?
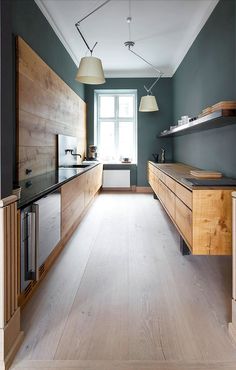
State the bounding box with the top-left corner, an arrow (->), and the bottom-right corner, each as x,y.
153,176 -> 159,196
165,175 -> 176,193
165,186 -> 175,220
158,179 -> 166,204
61,175 -> 85,237
148,163 -> 157,175
175,197 -> 192,247
175,182 -> 192,209
157,169 -> 166,183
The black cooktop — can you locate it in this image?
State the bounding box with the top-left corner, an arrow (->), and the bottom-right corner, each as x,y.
183,177 -> 236,187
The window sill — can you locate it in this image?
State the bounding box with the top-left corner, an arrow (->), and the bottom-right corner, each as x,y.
101,162 -> 137,166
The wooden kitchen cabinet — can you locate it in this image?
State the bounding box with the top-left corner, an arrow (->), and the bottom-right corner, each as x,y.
148,161 -> 235,255
61,164 -> 103,238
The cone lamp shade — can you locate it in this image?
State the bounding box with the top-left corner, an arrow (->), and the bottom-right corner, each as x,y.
139,95 -> 159,112
76,56 -> 105,85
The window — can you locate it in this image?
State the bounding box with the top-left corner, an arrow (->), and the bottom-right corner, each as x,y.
94,90 -> 137,163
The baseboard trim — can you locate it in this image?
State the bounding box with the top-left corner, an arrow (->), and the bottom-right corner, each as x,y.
135,186 -> 152,193
4,332 -> 24,370
102,186 -> 152,193
10,359 -> 236,370
0,309 -> 24,370
102,187 -> 133,191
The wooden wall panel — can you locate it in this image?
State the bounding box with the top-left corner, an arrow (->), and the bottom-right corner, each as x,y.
16,36 -> 86,181
0,196 -> 18,327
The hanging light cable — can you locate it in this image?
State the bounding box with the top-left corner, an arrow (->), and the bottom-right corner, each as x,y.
124,5 -> 163,112
75,0 -> 111,85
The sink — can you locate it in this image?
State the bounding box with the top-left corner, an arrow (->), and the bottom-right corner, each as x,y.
68,164 -> 91,168
59,164 -> 91,169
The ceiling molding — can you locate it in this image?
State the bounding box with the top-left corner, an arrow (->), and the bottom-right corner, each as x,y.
35,0 -> 219,78
105,70 -> 172,78
172,0 -> 219,75
34,0 -> 80,67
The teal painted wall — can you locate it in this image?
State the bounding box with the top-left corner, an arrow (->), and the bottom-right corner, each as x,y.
0,1 -> 13,198
12,0 -> 84,100
9,0 -> 85,186
172,0 -> 236,176
85,78 -> 173,186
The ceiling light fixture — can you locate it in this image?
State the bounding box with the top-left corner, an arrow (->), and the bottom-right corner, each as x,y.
124,3 -> 163,112
75,0 -> 111,85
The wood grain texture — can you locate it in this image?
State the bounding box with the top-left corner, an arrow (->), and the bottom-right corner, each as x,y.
192,190 -> 233,255
61,175 -> 86,238
18,165 -> 103,309
61,165 -> 103,238
175,197 -> 192,247
16,37 -> 86,180
0,198 -> 18,325
11,193 -> 236,368
148,162 -> 236,255
175,182 -> 192,210
0,197 -> 23,370
8,359 -> 236,370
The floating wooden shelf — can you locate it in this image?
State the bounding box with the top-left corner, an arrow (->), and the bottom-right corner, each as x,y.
158,109 -> 236,137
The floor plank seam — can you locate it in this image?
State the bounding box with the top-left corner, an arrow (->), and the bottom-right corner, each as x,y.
53,200 -> 105,360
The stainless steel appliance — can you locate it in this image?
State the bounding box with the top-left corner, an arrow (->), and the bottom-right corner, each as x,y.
21,189 -> 61,292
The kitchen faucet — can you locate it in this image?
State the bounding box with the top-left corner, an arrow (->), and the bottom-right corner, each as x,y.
65,149 -> 82,158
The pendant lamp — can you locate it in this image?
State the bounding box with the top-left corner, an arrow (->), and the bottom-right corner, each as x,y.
139,95 -> 159,112
75,0 -> 110,85
124,8 -> 163,112
75,56 -> 105,85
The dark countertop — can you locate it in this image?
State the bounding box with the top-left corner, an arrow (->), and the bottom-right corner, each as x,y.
17,163 -> 99,209
149,162 -> 236,190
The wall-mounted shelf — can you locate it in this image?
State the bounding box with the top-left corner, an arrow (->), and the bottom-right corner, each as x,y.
158,109 -> 236,137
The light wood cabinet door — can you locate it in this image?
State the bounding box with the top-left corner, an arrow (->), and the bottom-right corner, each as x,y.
165,185 -> 175,221
175,182 -> 192,210
165,175 -> 176,193
175,197 -> 192,248
192,189 -> 232,255
61,175 -> 85,238
158,180 -> 166,205
61,164 -> 103,238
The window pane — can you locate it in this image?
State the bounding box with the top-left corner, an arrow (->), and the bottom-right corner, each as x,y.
118,122 -> 134,160
99,96 -> 115,118
99,121 -> 116,161
119,96 -> 134,118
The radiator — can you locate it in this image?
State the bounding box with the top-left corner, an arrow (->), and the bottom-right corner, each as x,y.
103,170 -> 130,188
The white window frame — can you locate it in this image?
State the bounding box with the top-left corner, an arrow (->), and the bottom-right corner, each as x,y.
94,89 -> 137,164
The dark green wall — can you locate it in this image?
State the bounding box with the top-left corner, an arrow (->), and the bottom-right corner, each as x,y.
0,1 -> 13,198
85,78 -> 173,186
173,0 -> 236,176
12,0 -> 84,100
0,0 -> 85,196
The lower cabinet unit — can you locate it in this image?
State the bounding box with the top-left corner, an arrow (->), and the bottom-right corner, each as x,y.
61,163 -> 103,238
61,174 -> 85,238
18,163 -> 103,307
175,197 -> 192,246
148,161 -> 236,255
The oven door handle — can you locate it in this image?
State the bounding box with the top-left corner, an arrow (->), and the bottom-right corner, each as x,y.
32,203 -> 39,281
24,204 -> 39,282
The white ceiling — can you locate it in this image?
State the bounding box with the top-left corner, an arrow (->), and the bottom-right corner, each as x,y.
35,0 -> 219,78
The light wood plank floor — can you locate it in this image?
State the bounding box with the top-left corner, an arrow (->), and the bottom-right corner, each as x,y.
11,193 -> 236,370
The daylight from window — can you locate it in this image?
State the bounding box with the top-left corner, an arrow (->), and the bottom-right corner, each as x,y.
95,90 -> 137,163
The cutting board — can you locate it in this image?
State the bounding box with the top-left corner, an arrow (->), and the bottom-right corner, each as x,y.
190,170 -> 223,178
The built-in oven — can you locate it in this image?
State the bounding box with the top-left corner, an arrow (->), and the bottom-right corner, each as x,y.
20,188 -> 61,293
